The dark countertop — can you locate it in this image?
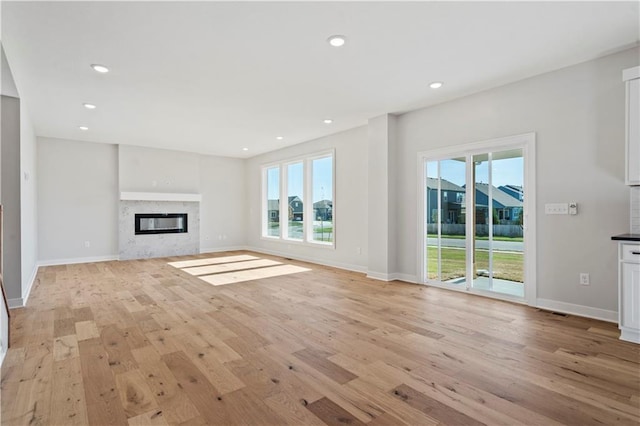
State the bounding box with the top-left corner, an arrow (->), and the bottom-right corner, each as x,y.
611,233 -> 640,242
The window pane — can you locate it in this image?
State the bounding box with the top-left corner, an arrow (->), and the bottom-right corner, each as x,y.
287,162 -> 304,240
439,158 -> 466,284
266,166 -> 280,237
312,156 -> 333,243
425,161 -> 439,281
473,154 -> 490,288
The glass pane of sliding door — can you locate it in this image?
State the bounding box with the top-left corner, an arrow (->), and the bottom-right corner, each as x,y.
471,149 -> 524,297
425,158 -> 467,286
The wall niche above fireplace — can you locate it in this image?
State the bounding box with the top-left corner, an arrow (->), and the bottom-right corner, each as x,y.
135,213 -> 188,235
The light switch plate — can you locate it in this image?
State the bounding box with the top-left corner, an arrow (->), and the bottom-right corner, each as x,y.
545,203 -> 569,214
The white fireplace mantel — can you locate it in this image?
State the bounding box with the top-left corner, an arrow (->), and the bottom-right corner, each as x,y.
120,192 -> 202,202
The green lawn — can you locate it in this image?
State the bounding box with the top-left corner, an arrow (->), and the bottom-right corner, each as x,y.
268,221 -> 333,242
427,246 -> 523,283
436,234 -> 523,242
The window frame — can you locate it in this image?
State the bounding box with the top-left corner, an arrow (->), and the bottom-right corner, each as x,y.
261,149 -> 335,248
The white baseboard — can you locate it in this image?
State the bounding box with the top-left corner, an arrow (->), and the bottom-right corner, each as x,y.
7,264 -> 40,309
246,246 -> 367,275
536,298 -> 618,323
391,273 -> 418,283
366,272 -> 418,283
38,255 -> 119,267
366,271 -> 393,281
200,246 -> 249,254
21,264 -> 39,307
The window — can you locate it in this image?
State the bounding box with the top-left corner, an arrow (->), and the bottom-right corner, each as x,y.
287,162 -> 304,240
265,166 -> 280,237
311,156 -> 333,243
262,151 -> 334,246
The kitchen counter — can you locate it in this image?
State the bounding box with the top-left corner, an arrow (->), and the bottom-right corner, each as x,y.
611,234 -> 640,242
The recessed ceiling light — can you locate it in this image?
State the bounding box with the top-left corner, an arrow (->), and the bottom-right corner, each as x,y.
90,64 -> 109,73
78,126 -> 89,131
276,136 -> 284,140
327,35 -> 346,47
429,81 -> 444,89
323,119 -> 333,124
83,103 -> 97,109
242,147 -> 249,151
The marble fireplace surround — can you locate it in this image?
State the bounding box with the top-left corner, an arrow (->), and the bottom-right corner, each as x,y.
119,192 -> 201,260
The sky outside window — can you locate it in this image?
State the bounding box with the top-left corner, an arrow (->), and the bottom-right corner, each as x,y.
427,157 -> 523,187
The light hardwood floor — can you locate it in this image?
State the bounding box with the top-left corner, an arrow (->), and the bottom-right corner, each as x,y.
1,250 -> 639,425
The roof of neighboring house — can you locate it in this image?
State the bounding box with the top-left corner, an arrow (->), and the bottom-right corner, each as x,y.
502,184 -> 523,192
267,199 -> 279,210
474,183 -> 523,208
313,199 -> 332,209
426,177 -> 465,192
288,195 -> 302,204
497,185 -> 524,202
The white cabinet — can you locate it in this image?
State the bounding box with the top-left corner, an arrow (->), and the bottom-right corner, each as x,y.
623,66 -> 640,186
619,243 -> 640,343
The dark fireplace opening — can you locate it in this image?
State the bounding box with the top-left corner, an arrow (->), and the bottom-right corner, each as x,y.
135,213 -> 188,235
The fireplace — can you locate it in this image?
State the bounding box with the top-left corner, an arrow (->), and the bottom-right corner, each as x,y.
135,213 -> 188,235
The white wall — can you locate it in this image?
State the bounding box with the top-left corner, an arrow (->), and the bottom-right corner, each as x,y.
38,141 -> 246,262
119,145 -> 200,193
1,95 -> 21,301
395,47 -> 640,314
245,126 -> 369,272
367,114 -> 398,278
19,99 -> 37,300
1,47 -> 19,98
199,155 -> 246,251
38,138 -> 119,263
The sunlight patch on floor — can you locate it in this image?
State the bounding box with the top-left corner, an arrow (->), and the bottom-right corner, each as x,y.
199,264 -> 311,286
168,254 -> 259,268
181,259 -> 282,276
168,255 -> 311,286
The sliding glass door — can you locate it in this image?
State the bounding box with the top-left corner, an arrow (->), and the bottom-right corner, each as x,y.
420,134 -> 534,303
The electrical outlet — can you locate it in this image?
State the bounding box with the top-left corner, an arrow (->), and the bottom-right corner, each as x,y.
356,247 -> 362,255
84,241 -> 91,248
580,273 -> 590,286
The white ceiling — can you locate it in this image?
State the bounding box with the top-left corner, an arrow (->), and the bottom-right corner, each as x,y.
2,1 -> 639,158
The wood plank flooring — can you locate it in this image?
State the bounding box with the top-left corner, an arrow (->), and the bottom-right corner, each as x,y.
1,250 -> 639,425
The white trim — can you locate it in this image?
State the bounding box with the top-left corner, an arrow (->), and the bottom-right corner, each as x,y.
623,66 -> 640,82
0,348 -> 6,367
536,298 -> 618,323
523,136 -> 538,305
392,273 -> 418,283
366,272 -> 418,283
199,246 -> 248,254
120,192 -> 202,202
38,255 -> 119,267
246,246 -> 366,274
21,264 -> 39,307
366,271 -> 394,281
